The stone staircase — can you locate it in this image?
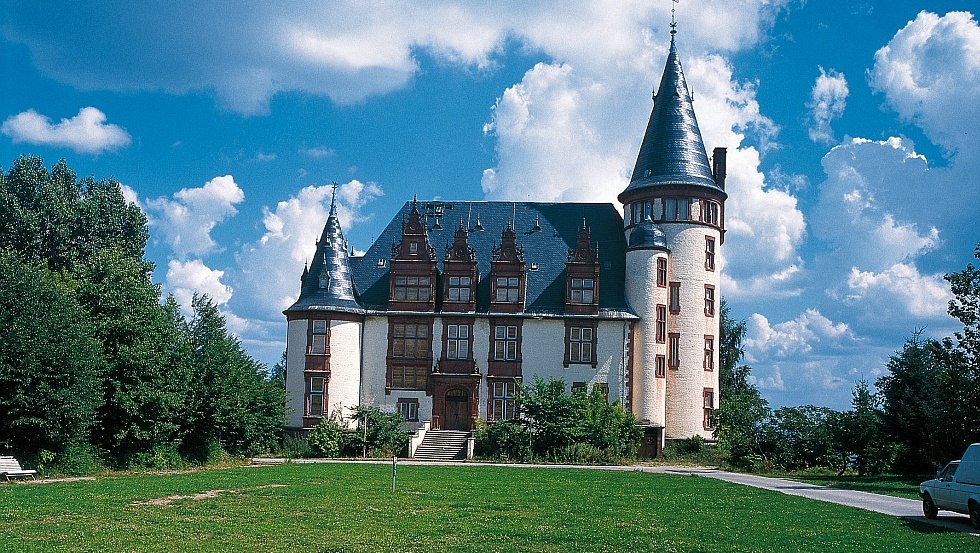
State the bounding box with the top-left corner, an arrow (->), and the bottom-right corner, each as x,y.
412,430 -> 470,461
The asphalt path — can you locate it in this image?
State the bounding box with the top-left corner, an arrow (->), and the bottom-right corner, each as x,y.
253,458 -> 978,535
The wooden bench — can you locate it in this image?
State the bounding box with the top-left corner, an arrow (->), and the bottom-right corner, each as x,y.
0,456 -> 36,481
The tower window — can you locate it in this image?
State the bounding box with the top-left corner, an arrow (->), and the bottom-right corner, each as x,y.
705,237 -> 716,271
701,200 -> 720,226
704,336 -> 714,371
704,388 -> 715,430
704,285 -> 715,317
656,305 -> 666,343
656,355 -> 666,378
310,319 -> 328,355
669,282 -> 680,314
657,258 -> 667,287
668,333 -> 680,368
307,377 -> 325,417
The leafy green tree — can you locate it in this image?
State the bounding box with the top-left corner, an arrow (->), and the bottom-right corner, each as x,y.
771,405 -> 838,471
518,378 -> 584,456
347,405 -> 408,457
183,294 -> 286,460
837,380 -> 891,476
0,253 -> 105,461
579,385 -> 641,457
75,248 -> 191,466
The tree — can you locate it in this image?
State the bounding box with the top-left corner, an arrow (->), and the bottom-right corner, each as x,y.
771,405 -> 837,471
0,253 -> 105,461
837,380 -> 890,476
76,249 -> 191,466
518,378 -> 584,456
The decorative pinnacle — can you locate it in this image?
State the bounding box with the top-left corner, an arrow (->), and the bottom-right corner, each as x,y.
329,181 -> 339,216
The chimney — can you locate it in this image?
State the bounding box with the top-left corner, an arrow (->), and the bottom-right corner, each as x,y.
712,147 -> 727,189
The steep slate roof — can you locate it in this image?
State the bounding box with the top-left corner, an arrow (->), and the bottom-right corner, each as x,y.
290,201 -> 633,318
286,193 -> 362,314
620,34 -> 720,201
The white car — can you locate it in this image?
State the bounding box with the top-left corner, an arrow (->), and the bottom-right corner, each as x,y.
919,443 -> 980,528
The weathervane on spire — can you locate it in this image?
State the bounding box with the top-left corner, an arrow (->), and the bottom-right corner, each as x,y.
670,0 -> 678,39
329,181 -> 339,215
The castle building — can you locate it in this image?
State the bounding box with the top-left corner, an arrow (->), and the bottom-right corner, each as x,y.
283,32 -> 726,456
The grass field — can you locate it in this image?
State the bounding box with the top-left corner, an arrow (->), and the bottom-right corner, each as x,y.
0,462 -> 973,552
775,473 -> 924,500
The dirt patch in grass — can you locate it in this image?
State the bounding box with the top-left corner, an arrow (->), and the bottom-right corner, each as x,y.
131,484 -> 286,506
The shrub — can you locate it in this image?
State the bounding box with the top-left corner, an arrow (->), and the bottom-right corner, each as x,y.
345,406 -> 408,458
307,417 -> 344,458
475,419 -> 530,461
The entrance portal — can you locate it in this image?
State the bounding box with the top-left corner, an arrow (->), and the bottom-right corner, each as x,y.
444,389 -> 470,431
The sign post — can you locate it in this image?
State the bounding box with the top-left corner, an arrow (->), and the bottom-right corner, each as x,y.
391,456 -> 397,493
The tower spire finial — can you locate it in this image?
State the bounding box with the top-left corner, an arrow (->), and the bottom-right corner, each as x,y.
670,0 -> 678,42
329,181 -> 339,216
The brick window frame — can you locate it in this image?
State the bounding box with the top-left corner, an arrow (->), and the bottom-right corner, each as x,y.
488,379 -> 518,421
705,237 -> 715,271
396,397 -> 419,422
564,320 -> 598,368
386,318 -> 433,392
704,335 -> 714,371
306,375 -> 326,417
488,319 -> 523,377
668,333 -> 680,369
669,282 -> 681,314
656,305 -> 667,343
703,388 -> 715,430
704,285 -> 715,317
656,257 -> 667,287
308,319 -> 329,355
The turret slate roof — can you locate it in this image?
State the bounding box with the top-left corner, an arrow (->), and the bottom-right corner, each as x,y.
620,35 -> 721,201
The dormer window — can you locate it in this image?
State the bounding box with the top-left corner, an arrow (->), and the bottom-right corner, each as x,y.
447,276 -> 471,302
393,275 -> 431,301
570,278 -> 595,304
495,277 -> 520,302
409,242 -> 418,255
319,271 -> 329,289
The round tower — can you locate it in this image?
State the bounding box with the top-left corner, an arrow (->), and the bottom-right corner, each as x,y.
283,187 -> 365,431
621,30 -> 726,443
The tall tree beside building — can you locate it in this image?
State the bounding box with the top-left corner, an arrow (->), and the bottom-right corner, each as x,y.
0,253 -> 105,460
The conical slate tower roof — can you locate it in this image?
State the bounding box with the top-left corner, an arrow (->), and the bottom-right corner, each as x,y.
285,188 -> 362,313
619,32 -> 720,201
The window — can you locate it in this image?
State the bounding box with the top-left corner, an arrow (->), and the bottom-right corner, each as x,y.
701,200 -> 719,225
567,326 -> 594,364
656,305 -> 667,343
307,377 -> 325,417
494,325 -> 519,361
570,278 -> 595,304
447,276 -> 472,302
495,277 -> 520,302
668,333 -> 680,368
703,388 -> 715,430
572,382 -> 609,401
393,275 -> 431,301
446,324 -> 470,360
657,258 -> 667,287
704,336 -> 714,371
669,282 -> 681,314
705,237 -> 715,271
704,285 -> 715,317
409,242 -> 418,255
396,398 -> 419,422
391,323 -> 431,359
664,198 -> 690,221
310,319 -> 327,355
391,365 -> 428,390
490,381 -> 517,420
656,355 -> 666,378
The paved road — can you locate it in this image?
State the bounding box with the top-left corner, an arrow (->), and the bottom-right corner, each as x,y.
254,458 -> 978,535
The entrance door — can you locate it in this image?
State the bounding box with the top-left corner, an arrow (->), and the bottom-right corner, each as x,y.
444,389 -> 470,431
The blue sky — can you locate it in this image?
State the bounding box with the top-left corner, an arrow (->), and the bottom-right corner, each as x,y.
2,1 -> 977,409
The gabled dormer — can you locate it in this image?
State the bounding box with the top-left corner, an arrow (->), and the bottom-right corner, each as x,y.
389,199 -> 437,311
489,222 -> 526,313
565,220 -> 600,315
442,220 -> 477,312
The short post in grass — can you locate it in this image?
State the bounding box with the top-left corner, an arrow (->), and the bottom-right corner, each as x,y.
362,412 -> 368,458
392,456 -> 397,493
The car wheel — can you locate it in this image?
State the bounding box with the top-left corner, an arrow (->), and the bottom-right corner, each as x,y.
922,495 -> 938,519
970,501 -> 980,529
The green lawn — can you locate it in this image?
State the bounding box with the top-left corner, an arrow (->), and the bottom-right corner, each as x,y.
775,473 -> 925,500
0,463 -> 972,552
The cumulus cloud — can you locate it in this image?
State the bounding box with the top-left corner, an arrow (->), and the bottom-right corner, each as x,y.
145,175 -> 245,259
869,11 -> 980,161
231,179 -> 383,319
165,259 -> 234,316
1,2 -> 788,115
300,146 -> 336,158
745,309 -> 853,359
843,264 -> 952,319
0,107 -> 130,154
806,67 -> 848,144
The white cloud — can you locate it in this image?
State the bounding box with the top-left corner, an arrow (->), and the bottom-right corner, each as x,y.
806,67 -> 848,144
843,264 -> 952,318
0,107 -> 130,154
2,2 -> 788,115
869,11 -> 980,162
165,259 -> 234,316
255,151 -> 277,162
145,175 -> 245,259
231,179 -> 383,319
300,146 -> 336,158
745,309 -> 852,359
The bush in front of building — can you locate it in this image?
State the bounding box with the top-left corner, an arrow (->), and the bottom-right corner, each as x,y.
474,419 -> 531,461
